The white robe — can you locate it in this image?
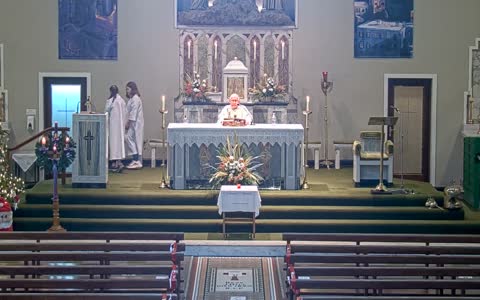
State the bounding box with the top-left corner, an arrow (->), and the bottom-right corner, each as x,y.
105,95 -> 126,160
125,94 -> 144,157
217,104 -> 253,125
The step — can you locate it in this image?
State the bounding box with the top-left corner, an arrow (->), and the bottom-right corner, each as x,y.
13,218 -> 480,234
14,204 -> 463,221
24,192 -> 444,207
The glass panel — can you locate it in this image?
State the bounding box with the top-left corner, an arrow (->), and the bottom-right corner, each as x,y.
51,84 -> 81,128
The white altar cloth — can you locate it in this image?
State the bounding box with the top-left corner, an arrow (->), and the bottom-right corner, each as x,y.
12,152 -> 37,172
167,123 -> 304,190
167,123 -> 303,146
217,185 -> 262,217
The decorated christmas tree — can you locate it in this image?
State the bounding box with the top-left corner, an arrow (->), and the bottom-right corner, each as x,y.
0,125 -> 25,210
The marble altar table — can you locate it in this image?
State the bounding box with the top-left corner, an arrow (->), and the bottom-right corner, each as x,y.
167,123 -> 304,190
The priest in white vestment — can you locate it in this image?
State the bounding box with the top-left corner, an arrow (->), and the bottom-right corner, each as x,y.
105,85 -> 126,170
217,93 -> 253,125
125,81 -> 145,169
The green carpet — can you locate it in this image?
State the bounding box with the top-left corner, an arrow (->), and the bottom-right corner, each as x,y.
13,167 -> 480,235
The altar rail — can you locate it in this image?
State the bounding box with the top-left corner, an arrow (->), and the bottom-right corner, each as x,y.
283,233 -> 480,300
0,232 -> 184,299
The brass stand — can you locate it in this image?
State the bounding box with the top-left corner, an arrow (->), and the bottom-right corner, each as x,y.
45,123 -> 67,232
320,78 -> 334,169
159,109 -> 169,189
302,109 -> 312,189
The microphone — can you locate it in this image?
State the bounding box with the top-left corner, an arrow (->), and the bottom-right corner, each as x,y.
390,105 -> 400,112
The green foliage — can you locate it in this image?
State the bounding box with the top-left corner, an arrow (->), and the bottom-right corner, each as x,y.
35,131 -> 76,172
209,134 -> 263,188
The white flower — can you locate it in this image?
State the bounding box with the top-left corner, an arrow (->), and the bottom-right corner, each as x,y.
262,88 -> 267,93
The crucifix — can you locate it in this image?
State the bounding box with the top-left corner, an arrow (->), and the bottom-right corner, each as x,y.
83,129 -> 95,165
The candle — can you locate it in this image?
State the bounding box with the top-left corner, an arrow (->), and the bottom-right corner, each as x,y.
53,144 -> 57,153
253,40 -> 257,61
187,40 -> 191,59
214,40 -> 218,60
306,96 -> 310,111
281,40 -> 285,60
65,136 -> 70,144
41,136 -> 46,146
161,95 -> 166,111
322,71 -> 328,81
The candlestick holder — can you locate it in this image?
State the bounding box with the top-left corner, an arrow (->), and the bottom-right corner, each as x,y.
302,109 -> 312,189
40,123 -> 73,232
320,79 -> 334,169
159,109 -> 169,189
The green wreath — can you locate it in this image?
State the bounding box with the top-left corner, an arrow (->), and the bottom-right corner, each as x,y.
35,131 -> 76,171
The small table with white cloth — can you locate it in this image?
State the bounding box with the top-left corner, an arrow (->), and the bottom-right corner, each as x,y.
217,185 -> 262,238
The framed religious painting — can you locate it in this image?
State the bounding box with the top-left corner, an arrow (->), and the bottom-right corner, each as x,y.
354,0 -> 414,58
175,0 -> 298,28
0,43 -> 4,89
0,89 -> 8,129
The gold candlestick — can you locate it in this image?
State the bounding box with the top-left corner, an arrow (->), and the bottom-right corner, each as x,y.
302,109 -> 312,189
159,109 -> 169,189
320,77 -> 334,169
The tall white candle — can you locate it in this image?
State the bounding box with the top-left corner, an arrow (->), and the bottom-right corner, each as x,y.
187,40 -> 191,59
281,40 -> 285,60
214,40 -> 218,60
306,96 -> 310,111
161,95 -> 166,111
253,40 -> 257,61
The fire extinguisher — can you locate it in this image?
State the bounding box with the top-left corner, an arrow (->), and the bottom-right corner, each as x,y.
0,197 -> 13,231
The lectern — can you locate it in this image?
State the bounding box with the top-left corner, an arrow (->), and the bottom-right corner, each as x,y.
368,116 -> 398,194
72,113 -> 108,188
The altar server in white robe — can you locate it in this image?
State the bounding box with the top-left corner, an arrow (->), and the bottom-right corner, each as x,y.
125,81 -> 144,169
105,85 -> 126,170
217,93 -> 253,125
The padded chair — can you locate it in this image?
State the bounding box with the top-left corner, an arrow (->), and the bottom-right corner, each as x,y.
353,131 -> 394,187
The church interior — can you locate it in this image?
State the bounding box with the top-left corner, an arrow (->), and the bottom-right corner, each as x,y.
1,0 -> 480,299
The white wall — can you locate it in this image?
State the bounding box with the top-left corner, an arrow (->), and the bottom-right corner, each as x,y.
1,0 -> 479,186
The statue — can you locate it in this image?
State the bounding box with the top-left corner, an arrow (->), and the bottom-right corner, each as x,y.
191,0 -> 209,10
263,0 -> 284,10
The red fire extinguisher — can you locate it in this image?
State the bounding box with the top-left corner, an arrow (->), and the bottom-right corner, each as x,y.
0,197 -> 13,231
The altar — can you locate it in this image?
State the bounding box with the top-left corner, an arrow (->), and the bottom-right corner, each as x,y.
167,123 -> 304,190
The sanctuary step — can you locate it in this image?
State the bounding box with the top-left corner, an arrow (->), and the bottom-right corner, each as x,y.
13,168 -> 479,234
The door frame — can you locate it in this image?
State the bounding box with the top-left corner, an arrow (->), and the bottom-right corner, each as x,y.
384,73 -> 437,187
38,72 -> 91,131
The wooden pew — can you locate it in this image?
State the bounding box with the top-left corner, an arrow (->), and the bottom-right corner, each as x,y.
0,232 -> 185,299
283,233 -> 480,300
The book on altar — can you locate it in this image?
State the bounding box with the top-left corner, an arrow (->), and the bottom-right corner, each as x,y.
222,118 -> 247,126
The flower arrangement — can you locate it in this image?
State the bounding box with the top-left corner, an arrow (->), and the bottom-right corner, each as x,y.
249,76 -> 287,102
209,135 -> 263,188
0,125 -> 24,210
177,72 -> 212,103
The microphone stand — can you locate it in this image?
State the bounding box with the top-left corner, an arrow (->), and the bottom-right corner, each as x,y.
391,107 -> 408,194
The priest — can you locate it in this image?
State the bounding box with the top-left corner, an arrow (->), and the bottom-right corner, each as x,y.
217,93 -> 253,125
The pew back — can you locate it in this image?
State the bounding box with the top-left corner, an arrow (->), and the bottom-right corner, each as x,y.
0,232 -> 185,299
283,233 -> 480,300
